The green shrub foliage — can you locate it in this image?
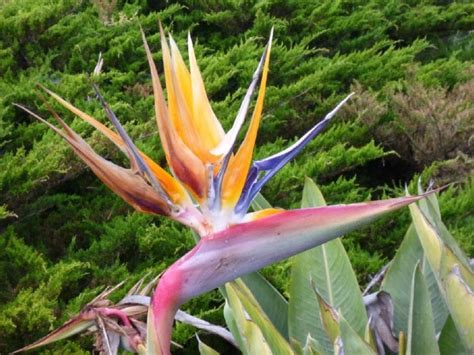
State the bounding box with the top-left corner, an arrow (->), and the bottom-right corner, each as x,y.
0,0 -> 472,352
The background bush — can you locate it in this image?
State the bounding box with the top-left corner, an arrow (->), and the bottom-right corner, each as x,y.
0,0 -> 472,352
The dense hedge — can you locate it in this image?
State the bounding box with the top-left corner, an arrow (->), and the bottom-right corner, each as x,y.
0,0 -> 472,352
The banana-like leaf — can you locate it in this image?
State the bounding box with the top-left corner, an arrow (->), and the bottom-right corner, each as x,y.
410,202 -> 474,287
421,254 -> 449,333
289,178 -> 367,352
382,223 -> 448,335
240,272 -> 288,339
438,316 -> 469,355
406,263 -> 439,355
441,265 -> 474,352
225,282 -> 272,355
302,335 -> 325,355
291,334 -> 326,355
410,203 -> 474,352
251,192 -> 273,210
382,225 -> 421,334
417,184 -> 471,269
227,280 -> 293,355
338,315 -> 376,355
223,300 -> 246,353
197,335 -> 220,355
313,288 -> 375,355
383,191 -> 453,335
315,291 -> 340,344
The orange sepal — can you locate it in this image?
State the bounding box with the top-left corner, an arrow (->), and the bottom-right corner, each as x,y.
142,28 -> 208,200
221,39 -> 272,208
40,85 -> 189,205
17,104 -> 172,216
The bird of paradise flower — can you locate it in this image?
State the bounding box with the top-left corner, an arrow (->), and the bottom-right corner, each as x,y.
16,25 -> 437,354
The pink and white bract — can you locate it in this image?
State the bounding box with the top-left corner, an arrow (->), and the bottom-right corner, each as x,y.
18,26 -> 437,354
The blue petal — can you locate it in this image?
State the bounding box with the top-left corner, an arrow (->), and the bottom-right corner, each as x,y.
235,93 -> 353,214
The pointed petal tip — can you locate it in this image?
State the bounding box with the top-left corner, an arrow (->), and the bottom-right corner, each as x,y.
268,26 -> 274,43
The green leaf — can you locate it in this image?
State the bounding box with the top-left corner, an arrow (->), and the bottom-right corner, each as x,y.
197,335 -> 220,355
382,224 -> 448,334
240,272 -> 288,338
223,300 -> 246,353
339,315 -> 376,355
416,186 -> 472,271
289,177 -> 367,352
438,316 -> 469,355
315,290 -> 340,343
421,254 -> 449,333
406,263 -> 440,355
441,265 -> 474,353
382,224 -> 423,334
251,192 -> 273,210
410,201 -> 473,289
228,280 -> 293,355
302,334 -> 325,355
410,202 -> 474,352
225,282 -> 272,355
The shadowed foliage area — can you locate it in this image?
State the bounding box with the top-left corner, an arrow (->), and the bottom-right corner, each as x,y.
0,0 -> 472,352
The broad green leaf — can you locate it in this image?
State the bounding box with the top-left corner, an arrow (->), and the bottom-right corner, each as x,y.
289,177 -> 367,352
251,192 -> 272,210
438,316 -> 469,355
197,335 -> 220,355
382,223 -> 448,334
406,263 -> 439,355
421,254 -> 449,333
302,334 -> 325,355
416,191 -> 450,331
410,203 -> 443,272
382,224 -> 423,334
229,280 -> 293,355
223,300 -> 246,353
410,201 -> 473,288
240,272 -> 288,338
417,181 -> 441,219
339,315 -> 376,355
315,290 -> 340,343
410,202 -> 474,352
441,265 -> 474,352
313,290 -> 374,355
417,186 -> 472,270
440,245 -> 474,290
225,282 -> 272,355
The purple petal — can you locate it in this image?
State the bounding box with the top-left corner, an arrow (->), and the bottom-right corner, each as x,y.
235,93 -> 353,214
